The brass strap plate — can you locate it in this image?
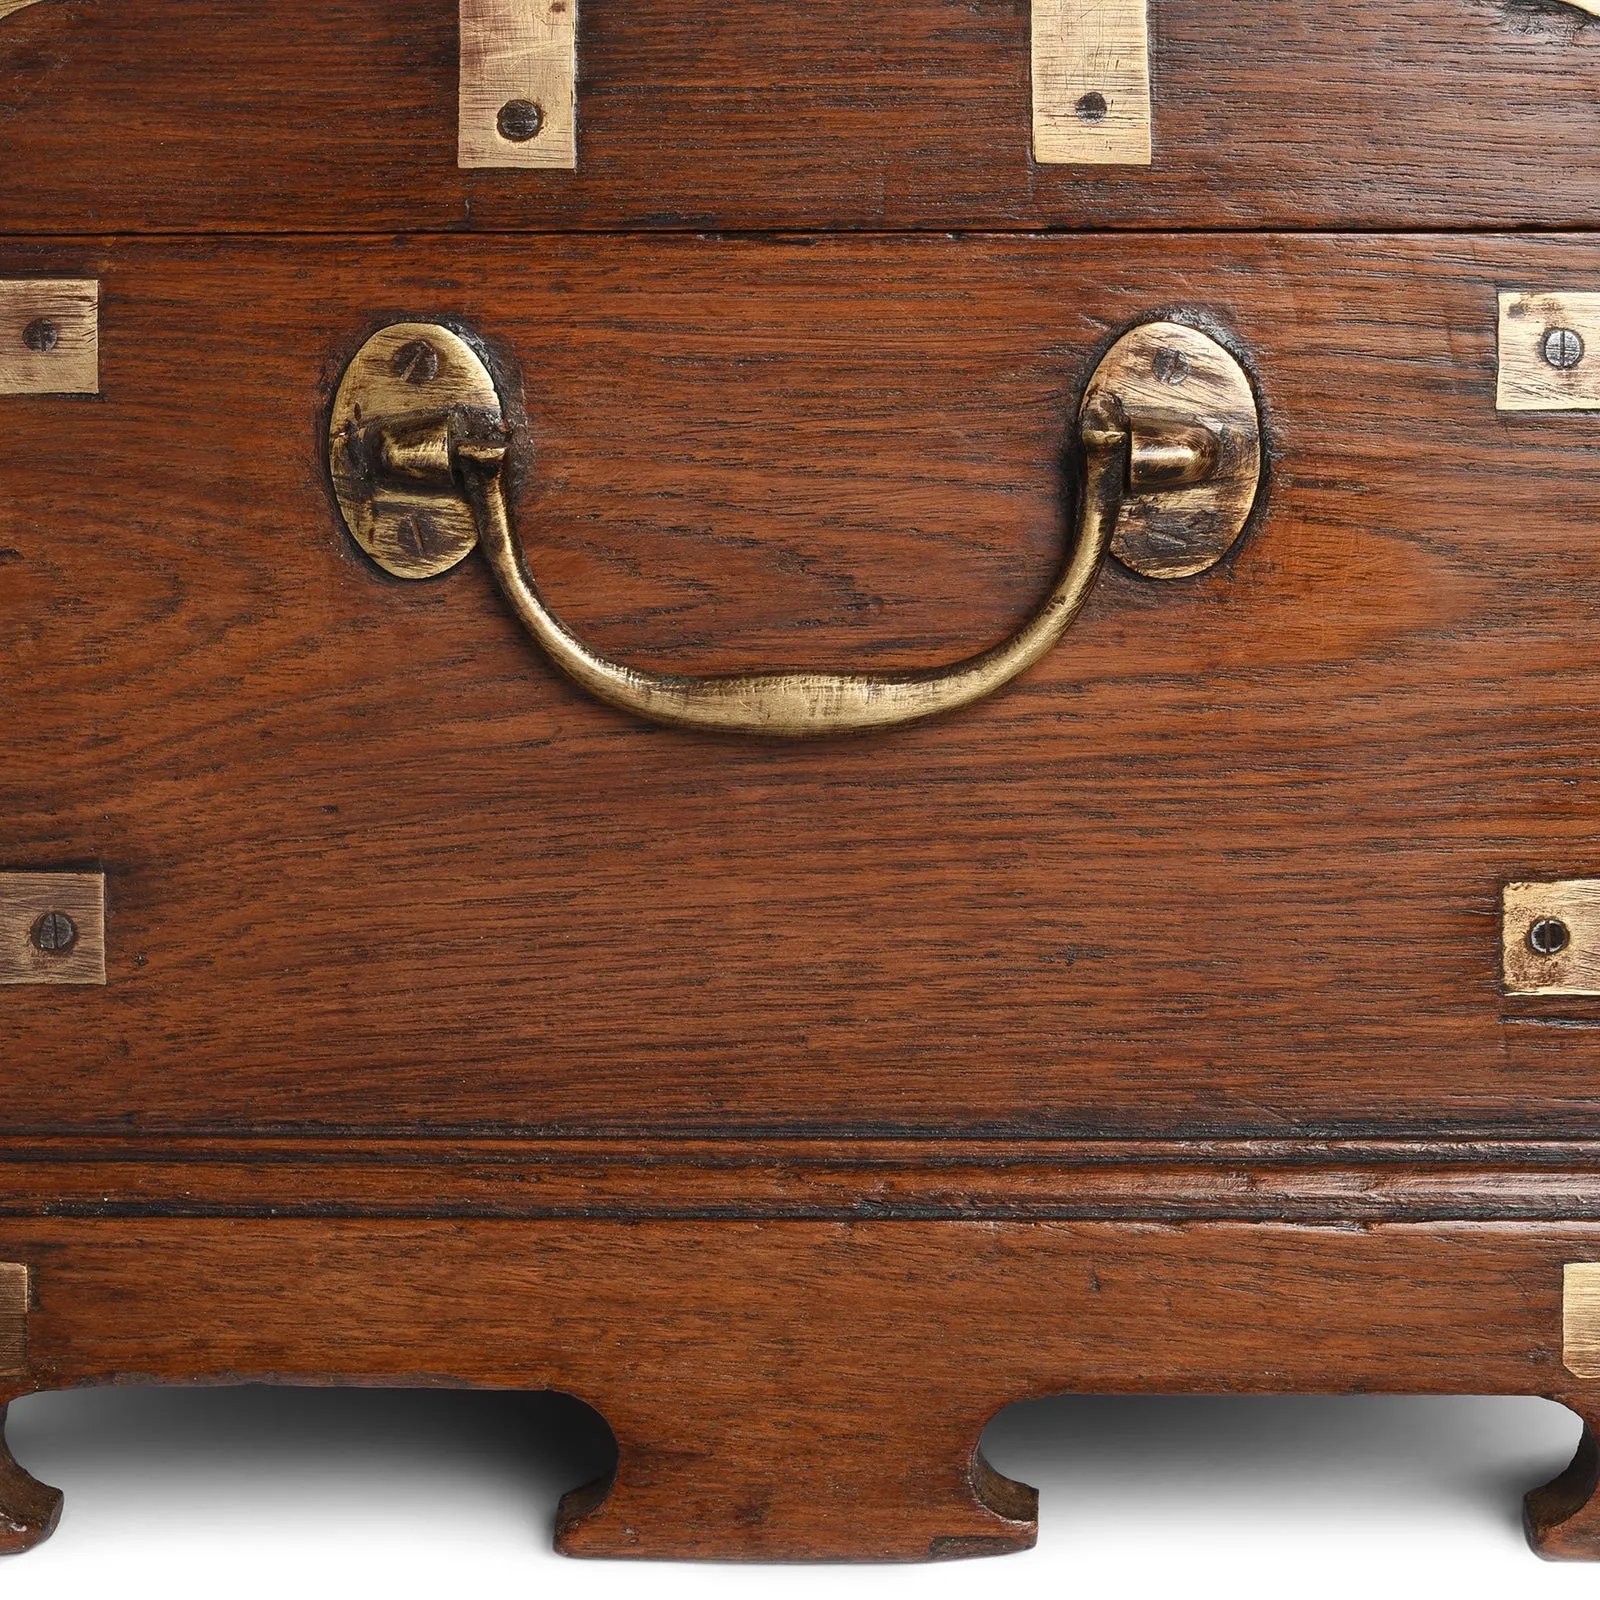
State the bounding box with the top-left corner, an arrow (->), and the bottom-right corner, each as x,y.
0,1263 -> 26,1379
1497,291 -> 1600,412
0,872 -> 106,986
0,281 -> 97,396
459,0 -> 577,170
1031,0 -> 1152,165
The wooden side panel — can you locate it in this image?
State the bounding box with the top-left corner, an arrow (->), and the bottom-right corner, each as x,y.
5,0 -> 1600,229
7,233 -> 1600,1138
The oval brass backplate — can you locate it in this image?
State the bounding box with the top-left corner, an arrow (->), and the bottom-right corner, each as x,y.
1087,321 -> 1262,580
330,322 -> 504,579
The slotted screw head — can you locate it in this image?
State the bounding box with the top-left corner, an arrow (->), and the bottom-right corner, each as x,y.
1541,328 -> 1585,371
21,318 -> 58,354
1153,348 -> 1191,386
497,99 -> 544,142
391,339 -> 440,385
1528,917 -> 1572,958
29,911 -> 77,954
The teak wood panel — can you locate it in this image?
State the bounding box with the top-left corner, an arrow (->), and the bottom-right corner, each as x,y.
7,231 -> 1600,1138
4,0 -> 1600,230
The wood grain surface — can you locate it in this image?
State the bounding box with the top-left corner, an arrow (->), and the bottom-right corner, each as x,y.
4,0 -> 1600,231
0,1215 -> 1594,1557
4,231 -> 1600,1139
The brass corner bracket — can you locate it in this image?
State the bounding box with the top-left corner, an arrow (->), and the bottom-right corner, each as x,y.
1503,880 -> 1600,997
0,872 -> 106,986
0,281 -> 98,397
0,1265 -> 28,1379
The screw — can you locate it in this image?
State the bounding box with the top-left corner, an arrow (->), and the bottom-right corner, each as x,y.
1528,917 -> 1572,958
1075,91 -> 1108,124
30,910 -> 77,954
396,512 -> 440,561
497,99 -> 545,142
21,318 -> 58,354
391,339 -> 439,386
1153,347 -> 1191,386
1541,327 -> 1585,371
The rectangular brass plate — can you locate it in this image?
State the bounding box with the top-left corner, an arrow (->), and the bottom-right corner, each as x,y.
1497,291 -> 1600,411
1502,880 -> 1600,997
1566,1263 -> 1600,1378
0,280 -> 98,396
0,1263 -> 26,1379
1031,0 -> 1152,165
0,872 -> 106,986
459,0 -> 577,170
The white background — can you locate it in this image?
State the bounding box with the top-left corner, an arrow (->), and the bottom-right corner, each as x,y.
5,1387 -> 1599,1598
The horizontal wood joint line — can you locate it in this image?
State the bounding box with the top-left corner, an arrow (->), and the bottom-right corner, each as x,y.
2,1144 -> 1600,1220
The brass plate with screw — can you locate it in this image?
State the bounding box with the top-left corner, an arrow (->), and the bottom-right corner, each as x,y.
1496,292 -> 1600,411
0,280 -> 97,396
0,1263 -> 26,1379
1084,321 -> 1262,579
1501,880 -> 1600,996
459,0 -> 577,170
1031,0 -> 1151,165
329,324 -> 506,580
0,872 -> 106,986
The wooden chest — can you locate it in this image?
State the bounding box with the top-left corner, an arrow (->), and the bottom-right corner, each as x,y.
8,0 -> 1600,1563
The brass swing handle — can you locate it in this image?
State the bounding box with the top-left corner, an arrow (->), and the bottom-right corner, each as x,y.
445,398 -> 1163,737
330,320 -> 1263,739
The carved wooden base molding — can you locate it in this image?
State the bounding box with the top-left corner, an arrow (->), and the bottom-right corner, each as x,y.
2,1215 -> 1600,1560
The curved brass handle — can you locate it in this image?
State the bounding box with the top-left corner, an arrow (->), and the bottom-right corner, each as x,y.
331,320 -> 1262,738
457,400 -> 1124,737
